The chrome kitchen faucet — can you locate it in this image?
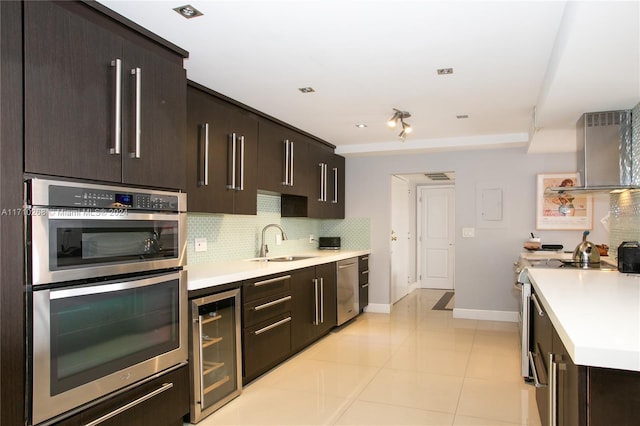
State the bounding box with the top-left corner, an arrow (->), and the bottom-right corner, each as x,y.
259,224 -> 288,257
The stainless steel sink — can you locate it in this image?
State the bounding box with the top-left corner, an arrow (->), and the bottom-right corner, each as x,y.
251,256 -> 315,262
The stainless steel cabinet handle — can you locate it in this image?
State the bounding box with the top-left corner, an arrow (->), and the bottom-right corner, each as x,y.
252,295 -> 292,311
361,256 -> 369,261
531,293 -> 545,316
362,283 -> 369,288
84,382 -> 174,426
253,275 -> 291,287
289,141 -> 294,186
332,167 -> 338,203
227,133 -> 237,189
130,67 -> 142,159
253,316 -> 291,335
110,59 -> 122,155
204,123 -> 210,186
238,135 -> 245,191
282,140 -> 290,185
313,278 -> 319,325
318,163 -> 324,201
362,270 -> 369,275
549,353 -> 557,426
320,277 -> 324,324
324,164 -> 328,201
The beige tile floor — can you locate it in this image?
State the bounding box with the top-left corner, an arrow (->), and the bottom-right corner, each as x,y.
192,289 -> 541,426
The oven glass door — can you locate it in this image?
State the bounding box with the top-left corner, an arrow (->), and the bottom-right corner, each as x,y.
30,211 -> 186,285
31,271 -> 187,425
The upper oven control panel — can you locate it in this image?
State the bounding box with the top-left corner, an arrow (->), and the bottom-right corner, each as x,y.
26,177 -> 186,212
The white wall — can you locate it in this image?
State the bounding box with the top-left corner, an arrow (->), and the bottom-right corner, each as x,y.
345,147 -> 609,313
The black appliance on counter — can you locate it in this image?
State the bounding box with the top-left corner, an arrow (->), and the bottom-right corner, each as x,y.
319,237 -> 341,250
618,241 -> 640,273
25,177 -> 188,426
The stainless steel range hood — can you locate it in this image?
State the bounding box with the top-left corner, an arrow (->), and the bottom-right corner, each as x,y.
552,110 -> 636,193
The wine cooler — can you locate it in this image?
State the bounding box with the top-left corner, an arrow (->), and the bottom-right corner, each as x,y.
188,288 -> 242,423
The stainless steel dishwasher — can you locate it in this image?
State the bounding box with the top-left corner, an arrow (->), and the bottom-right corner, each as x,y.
337,257 -> 359,325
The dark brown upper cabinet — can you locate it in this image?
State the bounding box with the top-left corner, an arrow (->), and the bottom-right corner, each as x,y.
257,119 -> 310,196
23,1 -> 187,190
186,83 -> 258,215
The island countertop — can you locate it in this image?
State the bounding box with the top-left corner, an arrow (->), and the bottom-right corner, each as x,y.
526,268 -> 640,371
186,249 -> 370,291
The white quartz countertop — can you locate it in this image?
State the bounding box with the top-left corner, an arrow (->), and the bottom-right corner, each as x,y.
186,249 -> 370,291
526,268 -> 640,371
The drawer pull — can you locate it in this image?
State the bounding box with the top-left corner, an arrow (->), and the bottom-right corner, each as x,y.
362,270 -> 369,275
253,317 -> 291,335
252,295 -> 291,311
253,275 -> 291,287
361,256 -> 369,261
84,382 -> 173,426
362,283 -> 369,288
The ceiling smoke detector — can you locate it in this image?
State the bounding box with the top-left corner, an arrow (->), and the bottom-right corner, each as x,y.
173,5 -> 203,19
437,68 -> 454,75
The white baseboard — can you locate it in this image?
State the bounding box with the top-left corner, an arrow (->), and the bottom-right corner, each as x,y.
408,282 -> 419,293
364,303 -> 391,314
453,308 -> 518,322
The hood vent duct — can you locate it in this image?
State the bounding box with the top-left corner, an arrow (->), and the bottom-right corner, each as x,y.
551,109 -> 636,193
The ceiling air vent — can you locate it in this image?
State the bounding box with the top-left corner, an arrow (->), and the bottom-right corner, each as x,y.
424,172 -> 451,181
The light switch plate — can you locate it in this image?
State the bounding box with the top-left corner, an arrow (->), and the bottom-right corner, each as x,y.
194,237 -> 207,252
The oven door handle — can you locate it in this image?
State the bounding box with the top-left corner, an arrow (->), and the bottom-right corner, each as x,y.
50,271 -> 181,299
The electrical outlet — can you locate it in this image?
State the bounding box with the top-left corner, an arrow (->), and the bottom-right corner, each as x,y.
309,234 -> 314,243
462,227 -> 475,238
194,237 -> 207,252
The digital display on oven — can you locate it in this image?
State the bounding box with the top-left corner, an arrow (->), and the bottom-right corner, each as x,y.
115,193 -> 133,207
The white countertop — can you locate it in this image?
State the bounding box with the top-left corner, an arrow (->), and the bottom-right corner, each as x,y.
186,249 -> 370,291
526,268 -> 640,371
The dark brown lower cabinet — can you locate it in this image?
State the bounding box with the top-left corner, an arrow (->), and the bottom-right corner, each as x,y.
358,255 -> 369,313
532,289 -> 640,426
55,365 -> 189,426
242,312 -> 292,384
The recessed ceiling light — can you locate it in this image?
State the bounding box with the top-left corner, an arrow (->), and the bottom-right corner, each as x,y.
437,68 -> 454,75
355,124 -> 367,128
173,5 -> 203,19
298,87 -> 315,93
456,114 -> 469,119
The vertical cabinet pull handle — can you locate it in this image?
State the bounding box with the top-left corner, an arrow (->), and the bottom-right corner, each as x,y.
320,277 -> 324,323
332,167 -> 338,203
549,353 -> 557,426
283,140 -> 289,185
227,133 -> 237,189
318,163 -> 324,201
110,59 -> 122,155
130,67 -> 142,158
238,135 -> 245,191
313,279 -> 319,325
204,123 -> 210,186
289,141 -> 294,186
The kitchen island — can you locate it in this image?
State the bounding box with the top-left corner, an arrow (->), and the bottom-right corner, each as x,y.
526,267 -> 640,425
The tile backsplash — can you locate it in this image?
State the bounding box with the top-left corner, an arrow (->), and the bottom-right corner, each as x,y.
187,194 -> 370,264
609,190 -> 640,259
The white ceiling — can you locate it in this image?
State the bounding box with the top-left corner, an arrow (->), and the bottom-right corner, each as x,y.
98,0 -> 639,156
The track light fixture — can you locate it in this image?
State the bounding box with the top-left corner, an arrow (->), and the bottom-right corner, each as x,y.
387,108 -> 412,140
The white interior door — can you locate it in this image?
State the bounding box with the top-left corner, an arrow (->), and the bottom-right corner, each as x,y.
390,175 -> 409,303
419,186 -> 455,289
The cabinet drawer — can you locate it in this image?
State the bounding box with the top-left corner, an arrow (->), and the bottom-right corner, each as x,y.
243,274 -> 291,303
242,313 -> 292,383
359,268 -> 369,286
358,255 -> 369,271
243,292 -> 292,327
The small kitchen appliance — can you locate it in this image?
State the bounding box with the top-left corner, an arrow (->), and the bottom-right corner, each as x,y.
572,230 -> 600,267
618,241 -> 640,273
318,237 -> 341,250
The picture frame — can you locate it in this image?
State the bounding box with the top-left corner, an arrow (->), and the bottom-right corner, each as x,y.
536,173 -> 593,230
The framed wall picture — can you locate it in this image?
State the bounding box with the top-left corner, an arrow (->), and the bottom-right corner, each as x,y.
536,173 -> 593,230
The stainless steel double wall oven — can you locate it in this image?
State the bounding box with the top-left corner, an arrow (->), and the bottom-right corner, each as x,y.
25,177 -> 188,425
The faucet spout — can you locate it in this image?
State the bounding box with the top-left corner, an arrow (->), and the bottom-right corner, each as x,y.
259,224 -> 288,258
